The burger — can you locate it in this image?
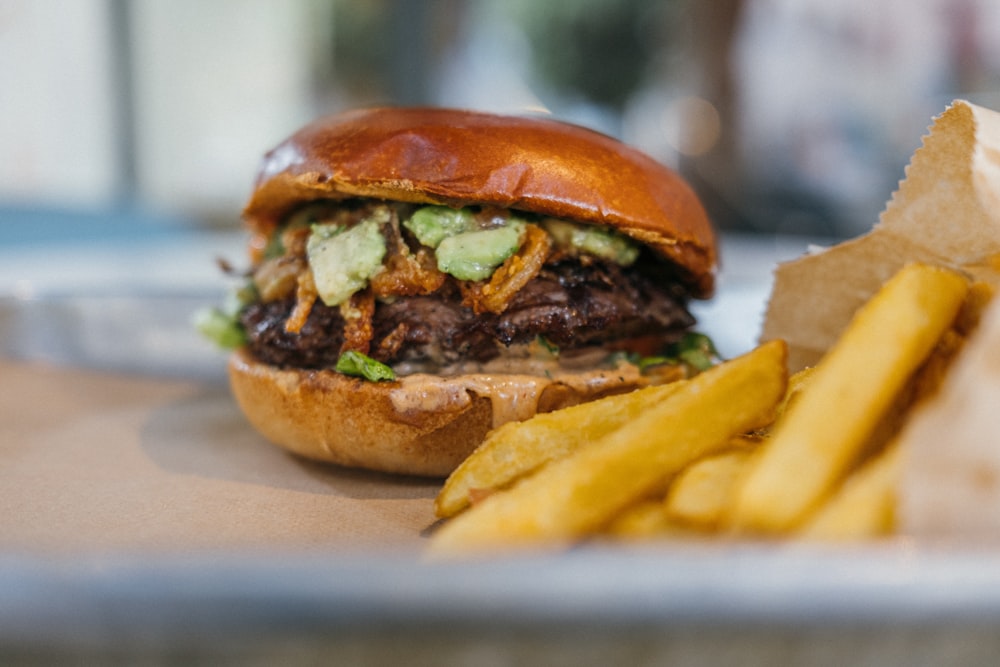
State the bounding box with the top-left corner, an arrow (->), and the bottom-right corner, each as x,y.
198,107 -> 718,476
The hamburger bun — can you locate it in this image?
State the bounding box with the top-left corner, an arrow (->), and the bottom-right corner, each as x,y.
229,348 -> 492,476
229,347 -> 659,476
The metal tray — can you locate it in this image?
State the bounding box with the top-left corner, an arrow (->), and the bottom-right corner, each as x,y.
0,291 -> 230,381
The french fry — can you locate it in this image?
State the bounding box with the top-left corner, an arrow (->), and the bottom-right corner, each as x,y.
800,443 -> 901,540
426,340 -> 788,556
610,436 -> 759,538
750,272 -> 979,540
728,263 -> 968,534
604,499 -> 681,540
765,366 -> 816,430
665,448 -> 753,530
870,281 -> 994,447
434,379 -> 686,519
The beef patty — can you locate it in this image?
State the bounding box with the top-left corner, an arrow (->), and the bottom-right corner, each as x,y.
240,259 -> 694,370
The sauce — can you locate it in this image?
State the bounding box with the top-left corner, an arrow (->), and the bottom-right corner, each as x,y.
389,362 -> 647,429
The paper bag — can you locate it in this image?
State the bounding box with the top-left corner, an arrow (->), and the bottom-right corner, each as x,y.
763,100 -> 1000,371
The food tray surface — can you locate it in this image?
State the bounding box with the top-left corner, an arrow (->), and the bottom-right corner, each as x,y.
4,288 -> 998,664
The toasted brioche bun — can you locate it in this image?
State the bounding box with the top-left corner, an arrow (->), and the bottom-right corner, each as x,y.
243,106 -> 716,297
228,348 -> 654,477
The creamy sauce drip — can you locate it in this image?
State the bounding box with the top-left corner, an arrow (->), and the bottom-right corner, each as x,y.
389,362 -> 647,429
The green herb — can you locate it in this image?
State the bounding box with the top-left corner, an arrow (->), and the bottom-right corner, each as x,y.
335,350 -> 397,382
666,332 -> 722,372
193,280 -> 256,350
536,335 -> 560,357
193,306 -> 247,349
263,233 -> 285,259
605,332 -> 722,376
637,355 -> 672,371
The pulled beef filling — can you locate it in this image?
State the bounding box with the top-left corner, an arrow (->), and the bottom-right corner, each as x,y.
241,258 -> 694,370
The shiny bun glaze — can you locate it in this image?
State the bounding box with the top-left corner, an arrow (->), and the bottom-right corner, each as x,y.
243,107 -> 717,297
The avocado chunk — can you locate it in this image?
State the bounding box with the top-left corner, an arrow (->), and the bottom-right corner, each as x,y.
542,218 -> 640,266
435,223 -> 525,281
404,206 -> 476,248
307,210 -> 388,306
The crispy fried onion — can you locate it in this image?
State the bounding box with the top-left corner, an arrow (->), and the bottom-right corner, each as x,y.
255,224 -> 314,305
255,255 -> 306,303
374,321 -> 409,360
339,288 -> 376,355
369,214 -> 446,297
461,223 -> 552,315
284,268 -> 318,334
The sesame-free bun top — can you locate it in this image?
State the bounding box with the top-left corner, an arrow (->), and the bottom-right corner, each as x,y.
243,107 -> 717,297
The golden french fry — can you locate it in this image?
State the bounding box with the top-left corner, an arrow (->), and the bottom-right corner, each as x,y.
753,366 -> 814,438
778,365 -> 816,418
434,379 -> 685,519
728,263 -> 968,534
665,448 -> 753,529
604,499 -> 681,540
610,434 -> 759,537
427,340 -> 788,556
872,281 -> 994,444
799,284 -> 981,524
800,443 -> 902,540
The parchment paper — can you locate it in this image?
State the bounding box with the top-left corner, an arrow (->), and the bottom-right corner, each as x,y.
763,100 -> 1000,371
0,360 -> 438,555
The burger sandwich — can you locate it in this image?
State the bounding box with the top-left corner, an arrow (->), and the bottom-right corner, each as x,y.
199,107 -> 718,476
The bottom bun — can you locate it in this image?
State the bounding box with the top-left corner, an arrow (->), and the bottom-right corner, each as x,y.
228,348 -> 652,477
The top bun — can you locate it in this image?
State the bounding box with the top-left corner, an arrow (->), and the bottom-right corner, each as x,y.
243,107 -> 717,297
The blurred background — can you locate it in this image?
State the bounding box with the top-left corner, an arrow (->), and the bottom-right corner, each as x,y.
4,0 -> 1000,364
6,0 -> 1000,239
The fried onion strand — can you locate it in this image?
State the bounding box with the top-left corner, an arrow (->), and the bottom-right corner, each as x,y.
463,224 -> 552,315
284,269 -> 318,334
